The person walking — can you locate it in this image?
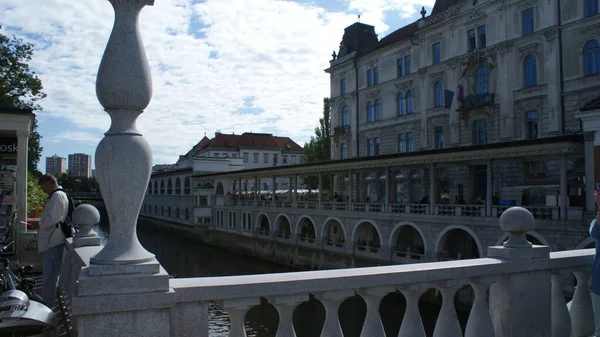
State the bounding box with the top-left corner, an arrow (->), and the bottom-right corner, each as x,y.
31,174 -> 67,305
590,190 -> 600,336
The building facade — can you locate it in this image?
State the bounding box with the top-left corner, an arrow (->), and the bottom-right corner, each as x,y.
178,132 -> 306,191
68,153 -> 92,178
45,154 -> 66,175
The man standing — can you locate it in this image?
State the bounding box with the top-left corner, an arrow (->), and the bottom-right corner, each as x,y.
31,174 -> 67,305
590,191 -> 600,336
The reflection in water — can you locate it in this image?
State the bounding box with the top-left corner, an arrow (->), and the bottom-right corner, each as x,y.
93,219 -> 471,337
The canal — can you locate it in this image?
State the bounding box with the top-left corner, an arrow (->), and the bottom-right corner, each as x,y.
94,218 -> 472,337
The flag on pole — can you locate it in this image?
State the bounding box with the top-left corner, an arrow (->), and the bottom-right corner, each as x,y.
444,89 -> 454,110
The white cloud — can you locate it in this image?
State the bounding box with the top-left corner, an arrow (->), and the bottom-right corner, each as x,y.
0,0 -> 425,165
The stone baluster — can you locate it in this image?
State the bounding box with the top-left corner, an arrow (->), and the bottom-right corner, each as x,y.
357,286 -> 394,337
268,294 -> 308,337
569,271 -> 594,337
551,272 -> 571,337
220,298 -> 260,337
398,285 -> 426,337
465,278 -> 495,337
316,290 -> 353,337
432,283 -> 462,337
91,0 -> 156,264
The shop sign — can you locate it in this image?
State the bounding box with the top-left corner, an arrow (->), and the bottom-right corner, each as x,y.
0,137 -> 17,155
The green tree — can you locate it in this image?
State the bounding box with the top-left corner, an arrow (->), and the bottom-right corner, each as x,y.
27,171 -> 46,218
0,29 -> 46,173
303,98 -> 331,189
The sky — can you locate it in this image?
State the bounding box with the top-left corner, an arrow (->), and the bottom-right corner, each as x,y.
0,0 -> 435,172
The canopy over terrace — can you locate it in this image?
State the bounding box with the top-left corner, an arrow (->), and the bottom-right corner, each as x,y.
196,135 -> 585,214
0,108 -> 34,230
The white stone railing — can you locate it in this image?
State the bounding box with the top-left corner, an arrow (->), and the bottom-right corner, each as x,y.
164,248 -> 593,337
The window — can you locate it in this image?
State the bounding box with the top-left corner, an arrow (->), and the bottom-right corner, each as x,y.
283,155 -> 288,164
475,66 -> 490,94
406,90 -> 414,114
526,111 -> 539,139
398,133 -> 413,152
472,119 -> 487,145
367,101 -> 374,122
523,55 -> 537,87
374,99 -> 381,121
585,0 -> 599,17
405,55 -> 411,74
340,143 -> 347,159
232,153 -> 238,158
476,25 -> 486,49
468,29 -> 476,52
253,153 -> 259,163
198,196 -> 208,206
367,67 -> 379,87
398,133 -> 405,153
434,126 -> 444,149
273,153 -> 278,165
584,40 -> 600,76
522,8 -> 534,36
340,78 -> 346,95
213,152 -> 219,157
432,42 -> 441,64
434,81 -> 443,107
366,137 -> 380,156
291,155 -> 297,164
243,152 -> 249,163
342,106 -> 349,126
263,153 -> 269,163
397,93 -> 405,116
397,57 -> 404,77
228,211 -> 237,229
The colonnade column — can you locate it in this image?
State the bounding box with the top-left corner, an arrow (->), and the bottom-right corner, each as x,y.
16,130 -> 28,231
238,178 -> 242,202
585,132 -> 596,212
294,174 -> 298,205
429,164 -> 436,213
254,177 -> 258,202
384,166 -> 390,211
560,155 -> 567,220
272,175 -> 277,208
288,176 -> 293,202
348,170 -> 353,209
486,159 -> 493,217
318,173 -> 322,205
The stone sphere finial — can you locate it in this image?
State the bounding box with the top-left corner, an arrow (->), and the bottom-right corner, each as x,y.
499,206 -> 535,248
73,204 -> 100,238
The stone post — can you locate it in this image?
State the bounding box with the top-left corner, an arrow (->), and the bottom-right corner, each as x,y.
72,204 -> 101,248
71,1 -> 174,336
488,207 -> 551,337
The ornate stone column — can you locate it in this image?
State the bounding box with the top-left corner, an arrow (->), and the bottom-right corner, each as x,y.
91,0 -> 156,265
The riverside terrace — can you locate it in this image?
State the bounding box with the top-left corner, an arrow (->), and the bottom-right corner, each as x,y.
177,134 -> 591,264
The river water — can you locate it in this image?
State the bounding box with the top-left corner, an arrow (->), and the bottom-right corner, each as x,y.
93,219 -> 471,337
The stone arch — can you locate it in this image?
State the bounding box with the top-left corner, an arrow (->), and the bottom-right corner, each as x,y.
160,180 -> 165,194
275,214 -> 292,237
389,221 -> 427,255
216,182 -> 224,195
352,219 -> 382,249
576,237 -> 595,249
434,225 -> 483,259
184,177 -> 191,194
321,217 -> 346,245
175,177 -> 181,194
153,180 -> 158,194
148,182 -> 152,194
167,179 -> 173,194
256,213 -> 270,234
296,216 -> 317,242
494,231 -> 550,248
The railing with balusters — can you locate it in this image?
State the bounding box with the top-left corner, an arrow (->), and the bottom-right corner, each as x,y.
166,248 -> 594,337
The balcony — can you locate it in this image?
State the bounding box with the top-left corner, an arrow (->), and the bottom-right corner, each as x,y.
333,125 -> 351,140
457,92 -> 495,112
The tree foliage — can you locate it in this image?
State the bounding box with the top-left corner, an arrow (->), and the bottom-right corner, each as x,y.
27,171 -> 46,218
56,173 -> 100,194
303,98 -> 331,189
0,29 -> 46,173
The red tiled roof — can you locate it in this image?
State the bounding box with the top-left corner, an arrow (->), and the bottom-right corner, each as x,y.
208,134 -> 240,149
273,136 -> 304,152
238,133 -> 280,148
